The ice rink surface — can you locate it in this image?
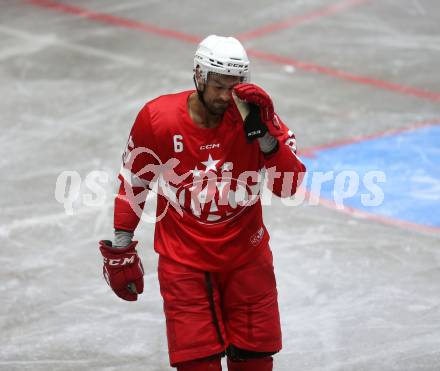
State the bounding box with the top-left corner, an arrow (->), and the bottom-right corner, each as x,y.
1,0 -> 440,370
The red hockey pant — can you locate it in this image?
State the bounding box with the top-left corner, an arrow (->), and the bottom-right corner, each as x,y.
158,246 -> 282,366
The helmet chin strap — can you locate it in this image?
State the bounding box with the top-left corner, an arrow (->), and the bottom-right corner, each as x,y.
193,74 -> 207,107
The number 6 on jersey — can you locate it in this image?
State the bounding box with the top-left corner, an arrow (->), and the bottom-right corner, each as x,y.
173,135 -> 184,153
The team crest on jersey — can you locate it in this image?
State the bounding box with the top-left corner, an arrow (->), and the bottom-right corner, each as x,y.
158,153 -> 263,224
121,146 -> 264,225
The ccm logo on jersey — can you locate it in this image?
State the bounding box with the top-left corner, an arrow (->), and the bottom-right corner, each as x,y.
103,255 -> 135,266
200,143 -> 220,150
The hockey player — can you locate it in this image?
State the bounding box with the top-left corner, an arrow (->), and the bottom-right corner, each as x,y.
99,35 -> 306,371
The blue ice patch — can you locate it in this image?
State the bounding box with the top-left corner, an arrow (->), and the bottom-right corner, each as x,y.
301,125 -> 440,228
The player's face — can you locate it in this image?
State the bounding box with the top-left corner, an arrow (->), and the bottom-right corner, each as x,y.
203,74 -> 241,116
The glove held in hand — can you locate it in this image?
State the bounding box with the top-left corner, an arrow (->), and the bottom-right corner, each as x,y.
99,240 -> 144,301
234,83 -> 274,122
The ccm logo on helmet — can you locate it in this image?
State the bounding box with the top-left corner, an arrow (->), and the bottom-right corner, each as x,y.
104,255 -> 135,266
227,62 -> 245,68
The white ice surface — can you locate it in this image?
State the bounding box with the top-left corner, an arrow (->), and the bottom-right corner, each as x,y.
1,0 -> 440,370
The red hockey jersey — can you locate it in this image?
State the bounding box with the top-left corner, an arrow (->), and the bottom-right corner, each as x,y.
115,90 -> 305,272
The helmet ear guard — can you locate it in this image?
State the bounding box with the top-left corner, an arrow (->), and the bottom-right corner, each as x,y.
193,65 -> 205,92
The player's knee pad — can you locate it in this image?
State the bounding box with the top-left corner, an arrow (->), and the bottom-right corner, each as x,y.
175,354 -> 222,371
226,344 -> 277,362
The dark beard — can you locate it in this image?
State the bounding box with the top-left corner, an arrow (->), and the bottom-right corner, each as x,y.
194,79 -> 229,116
205,101 -> 228,116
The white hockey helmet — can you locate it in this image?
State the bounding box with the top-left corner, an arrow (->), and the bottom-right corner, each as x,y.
194,35 -> 250,84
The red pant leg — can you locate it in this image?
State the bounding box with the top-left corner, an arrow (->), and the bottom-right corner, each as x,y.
158,255 -> 226,366
218,246 -> 282,353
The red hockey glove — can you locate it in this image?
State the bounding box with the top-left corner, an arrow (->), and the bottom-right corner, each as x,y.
234,83 -> 274,122
99,240 -> 144,301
